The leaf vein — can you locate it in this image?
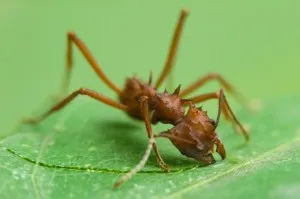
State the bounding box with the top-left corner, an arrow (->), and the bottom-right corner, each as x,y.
1,146 -> 199,174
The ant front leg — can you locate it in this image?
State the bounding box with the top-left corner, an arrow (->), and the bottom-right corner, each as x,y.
211,96 -> 226,160
179,73 -> 248,109
23,88 -> 127,124
113,136 -> 156,188
154,9 -> 189,89
56,32 -> 121,100
183,89 -> 249,141
218,89 -> 249,141
139,96 -> 170,172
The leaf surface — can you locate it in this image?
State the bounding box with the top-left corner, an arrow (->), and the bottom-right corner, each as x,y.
1,96 -> 300,199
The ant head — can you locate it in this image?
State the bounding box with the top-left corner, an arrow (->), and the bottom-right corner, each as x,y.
158,101 -> 219,165
184,102 -> 216,133
173,139 -> 216,164
150,85 -> 185,125
161,120 -> 217,165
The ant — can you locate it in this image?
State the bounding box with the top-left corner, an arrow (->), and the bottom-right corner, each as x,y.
23,9 -> 249,188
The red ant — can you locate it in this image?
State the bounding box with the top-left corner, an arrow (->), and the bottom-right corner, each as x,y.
23,9 -> 249,188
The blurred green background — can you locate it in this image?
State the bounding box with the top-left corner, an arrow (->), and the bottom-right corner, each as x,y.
1,0 -> 300,136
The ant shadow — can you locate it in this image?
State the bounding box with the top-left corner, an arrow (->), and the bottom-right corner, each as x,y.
92,119 -> 202,169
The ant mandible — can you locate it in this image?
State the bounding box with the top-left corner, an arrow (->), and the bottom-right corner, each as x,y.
23,9 -> 249,188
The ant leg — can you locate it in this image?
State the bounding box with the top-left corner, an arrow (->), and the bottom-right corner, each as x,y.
140,96 -> 170,172
219,90 -> 249,141
59,32 -> 121,97
154,9 -> 189,89
213,89 -> 224,130
183,90 -> 249,141
113,137 -> 155,188
179,73 -> 248,108
23,88 -> 126,124
182,92 -> 218,106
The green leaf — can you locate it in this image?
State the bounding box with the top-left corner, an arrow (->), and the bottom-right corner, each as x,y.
0,95 -> 300,198
1,95 -> 300,199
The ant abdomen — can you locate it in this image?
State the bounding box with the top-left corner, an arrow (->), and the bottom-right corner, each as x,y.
119,77 -> 156,119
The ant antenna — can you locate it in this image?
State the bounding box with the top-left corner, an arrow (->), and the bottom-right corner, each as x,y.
148,71 -> 153,85
213,90 -> 224,131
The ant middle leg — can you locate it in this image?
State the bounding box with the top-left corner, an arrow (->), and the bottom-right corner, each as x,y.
179,73 -> 248,108
57,32 -> 121,98
183,89 -> 249,141
23,88 -> 126,124
139,96 -> 170,172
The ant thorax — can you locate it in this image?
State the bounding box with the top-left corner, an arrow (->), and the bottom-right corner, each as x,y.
119,77 -> 186,125
150,89 -> 185,125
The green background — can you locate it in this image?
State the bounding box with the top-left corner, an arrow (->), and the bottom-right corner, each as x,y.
1,0 -> 300,134
1,0 -> 300,198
